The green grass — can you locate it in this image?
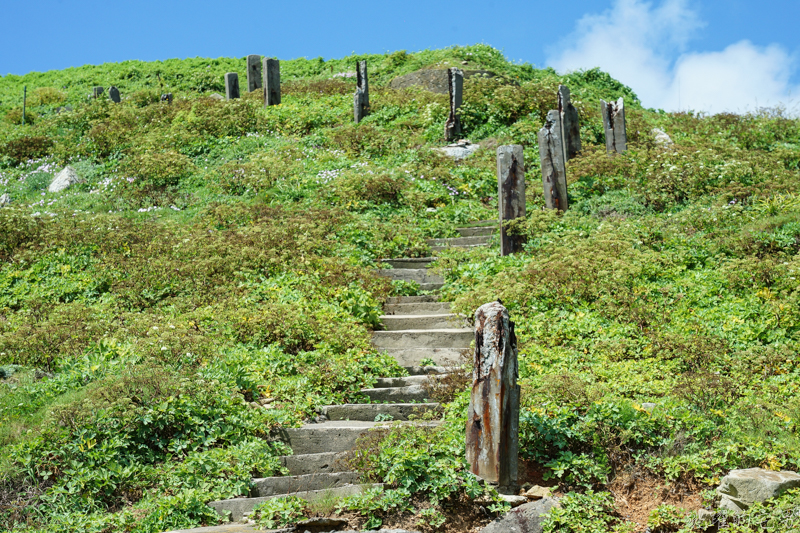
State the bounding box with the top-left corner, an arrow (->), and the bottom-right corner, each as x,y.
1,43 -> 799,532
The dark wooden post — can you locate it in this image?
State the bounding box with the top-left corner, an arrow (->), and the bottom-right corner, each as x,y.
601,97 -> 627,154
558,85 -> 581,161
466,301 -> 520,495
263,58 -> 281,106
109,86 -> 121,103
92,86 -> 104,99
247,55 -> 262,93
225,73 -> 240,100
444,67 -> 463,141
539,110 -> 569,211
497,145 -> 526,256
22,86 -> 26,125
354,60 -> 369,123
160,93 -> 173,104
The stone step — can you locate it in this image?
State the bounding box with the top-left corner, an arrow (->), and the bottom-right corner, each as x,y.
383,301 -> 452,315
426,235 -> 491,247
383,347 -> 466,368
164,523 -> 260,533
385,295 -> 437,304
406,365 -> 449,375
208,483 -> 383,523
372,328 -> 473,349
280,452 -> 348,475
360,384 -> 429,402
418,282 -> 443,291
377,268 -> 444,284
381,257 -> 435,269
321,402 -> 441,421
457,226 -> 497,237
431,244 -> 487,253
456,219 -> 496,227
374,375 -> 431,388
252,472 -> 360,497
277,420 -> 438,455
379,313 -> 465,331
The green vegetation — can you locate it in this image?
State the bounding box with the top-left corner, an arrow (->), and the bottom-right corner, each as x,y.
1,43 -> 799,531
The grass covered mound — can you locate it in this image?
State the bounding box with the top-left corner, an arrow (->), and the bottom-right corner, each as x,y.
0,44 -> 799,532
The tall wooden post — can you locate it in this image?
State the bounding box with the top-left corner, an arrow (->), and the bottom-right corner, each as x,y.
539,110 -> 569,211
601,97 -> 627,154
22,86 -> 26,125
247,55 -> 262,93
558,85 -> 581,161
109,86 -> 121,103
444,67 -> 463,141
466,301 -> 520,495
497,145 -> 526,256
92,86 -> 104,99
354,60 -> 369,123
225,73 -> 240,100
263,58 -> 281,106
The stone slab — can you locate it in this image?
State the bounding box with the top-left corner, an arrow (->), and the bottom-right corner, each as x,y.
385,295 -> 437,304
372,329 -> 473,349
383,302 -> 452,315
321,403 -> 440,421
360,384 -> 429,403
280,452 -> 348,475
426,235 -> 491,247
380,314 -> 464,331
381,347 -> 465,368
480,498 -> 558,533
457,226 -> 496,237
377,268 -> 444,284
252,471 -> 360,497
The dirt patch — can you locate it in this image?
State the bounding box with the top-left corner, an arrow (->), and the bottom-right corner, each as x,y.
609,469 -> 704,531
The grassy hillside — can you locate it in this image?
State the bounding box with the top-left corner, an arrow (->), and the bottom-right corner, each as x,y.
1,44 -> 799,532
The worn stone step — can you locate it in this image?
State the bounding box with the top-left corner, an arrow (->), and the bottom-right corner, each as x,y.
252,472 -> 360,497
383,301 -> 452,315
381,257 -> 435,269
374,375 -> 431,387
426,235 -> 491,247
208,483 -> 383,522
382,347 -> 466,368
372,328 -> 473,349
321,402 -> 441,421
164,523 -> 261,533
406,365 -> 450,375
280,452 -> 348,475
360,384 -> 429,402
380,314 -> 465,330
418,282 -> 444,291
385,295 -> 437,304
431,244 -> 487,253
457,226 -> 497,237
456,219 -> 496,227
278,421 -> 383,455
377,268 -> 444,285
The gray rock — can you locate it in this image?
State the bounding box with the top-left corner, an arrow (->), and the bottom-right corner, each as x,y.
436,140 -> 480,160
718,468 -> 800,513
209,93 -> 225,100
642,402 -> 657,411
0,193 -> 10,207
48,166 -> 82,193
697,508 -> 716,523
481,497 -> 559,533
653,128 -> 673,147
389,69 -> 498,94
499,494 -> 528,507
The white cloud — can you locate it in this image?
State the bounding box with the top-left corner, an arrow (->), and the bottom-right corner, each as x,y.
548,0 -> 799,114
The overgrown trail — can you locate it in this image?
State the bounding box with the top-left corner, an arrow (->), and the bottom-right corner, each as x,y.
185,222 -> 496,531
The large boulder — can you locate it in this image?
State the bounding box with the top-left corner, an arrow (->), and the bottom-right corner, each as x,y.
480,497 -> 558,533
389,69 -> 497,94
718,468 -> 800,513
48,166 -> 83,193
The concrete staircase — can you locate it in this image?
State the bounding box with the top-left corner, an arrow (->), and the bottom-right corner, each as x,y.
194,221 -> 496,530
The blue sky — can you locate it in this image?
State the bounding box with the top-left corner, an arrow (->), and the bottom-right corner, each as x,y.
0,0 -> 798,114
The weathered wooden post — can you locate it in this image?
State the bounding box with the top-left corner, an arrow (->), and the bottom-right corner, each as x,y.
497,145 -> 526,256
558,85 -> 580,161
225,73 -> 240,100
109,86 -> 121,103
601,97 -> 627,154
263,58 -> 280,106
247,55 -> 262,93
444,67 -> 463,141
92,86 -> 104,99
22,86 -> 26,125
466,300 -> 520,495
539,110 -> 569,211
354,60 -> 369,123
160,93 -> 173,104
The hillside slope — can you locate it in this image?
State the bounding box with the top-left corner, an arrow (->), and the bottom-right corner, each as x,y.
1,44 -> 800,532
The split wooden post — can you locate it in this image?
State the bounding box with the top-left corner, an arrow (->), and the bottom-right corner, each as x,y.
497,145 -> 526,256
538,110 -> 569,211
225,73 -> 240,100
601,97 -> 627,154
466,300 -> 520,495
247,55 -> 262,93
263,58 -> 281,106
92,86 -> 104,99
444,67 -> 463,141
109,86 -> 121,103
558,85 -> 581,161
354,60 -> 369,123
